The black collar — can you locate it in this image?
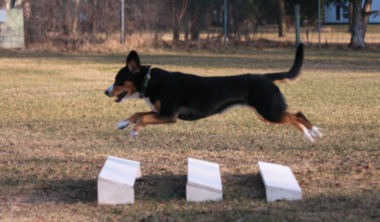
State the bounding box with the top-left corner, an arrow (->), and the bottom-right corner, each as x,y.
138,66 -> 151,98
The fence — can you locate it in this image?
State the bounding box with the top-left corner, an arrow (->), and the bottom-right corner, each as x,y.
0,0 -> 379,50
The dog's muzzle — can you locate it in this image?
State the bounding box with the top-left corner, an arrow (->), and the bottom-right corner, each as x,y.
105,85 -> 113,97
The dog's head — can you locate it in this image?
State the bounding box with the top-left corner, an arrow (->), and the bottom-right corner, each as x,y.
105,50 -> 142,103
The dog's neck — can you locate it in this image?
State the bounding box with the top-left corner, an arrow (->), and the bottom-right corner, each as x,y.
136,66 -> 151,98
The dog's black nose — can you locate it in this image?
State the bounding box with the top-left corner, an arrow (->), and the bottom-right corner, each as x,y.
105,89 -> 113,97
105,85 -> 114,97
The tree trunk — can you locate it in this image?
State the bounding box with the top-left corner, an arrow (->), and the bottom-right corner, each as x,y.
184,19 -> 190,42
91,0 -> 97,42
172,0 -> 179,41
171,0 -> 189,43
173,18 -> 180,41
190,4 -> 200,41
277,0 -> 286,37
349,0 -> 366,49
348,0 -> 353,33
72,0 -> 80,35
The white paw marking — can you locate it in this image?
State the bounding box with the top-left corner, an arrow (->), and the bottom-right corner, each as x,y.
301,125 -> 315,143
129,130 -> 139,138
116,120 -> 130,130
309,126 -> 323,138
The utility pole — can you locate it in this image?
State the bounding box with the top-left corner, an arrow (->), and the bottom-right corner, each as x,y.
224,0 -> 227,44
121,0 -> 125,44
295,4 -> 300,45
318,0 -> 321,48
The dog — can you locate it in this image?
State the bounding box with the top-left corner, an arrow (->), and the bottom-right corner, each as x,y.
105,44 -> 322,142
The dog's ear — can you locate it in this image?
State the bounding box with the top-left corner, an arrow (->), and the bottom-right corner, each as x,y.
126,50 -> 141,73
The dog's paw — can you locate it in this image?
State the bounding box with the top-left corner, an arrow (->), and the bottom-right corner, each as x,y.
301,125 -> 315,143
116,120 -> 131,130
129,130 -> 139,138
309,126 -> 323,138
304,131 -> 315,143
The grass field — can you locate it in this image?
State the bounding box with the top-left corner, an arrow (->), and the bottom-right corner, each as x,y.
0,46 -> 379,221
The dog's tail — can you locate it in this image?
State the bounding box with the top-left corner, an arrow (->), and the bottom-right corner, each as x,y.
264,43 -> 303,83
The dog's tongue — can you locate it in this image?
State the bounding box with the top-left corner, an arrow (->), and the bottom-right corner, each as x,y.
116,91 -> 128,102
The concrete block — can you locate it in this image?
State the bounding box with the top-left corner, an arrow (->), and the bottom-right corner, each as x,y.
98,156 -> 141,205
0,10 -> 6,22
186,158 -> 222,202
0,9 -> 24,48
258,161 -> 302,202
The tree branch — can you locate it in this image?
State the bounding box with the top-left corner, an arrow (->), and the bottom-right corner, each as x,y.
365,10 -> 380,16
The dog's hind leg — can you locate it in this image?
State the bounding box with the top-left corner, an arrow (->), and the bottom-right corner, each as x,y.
277,112 -> 322,142
293,112 -> 322,138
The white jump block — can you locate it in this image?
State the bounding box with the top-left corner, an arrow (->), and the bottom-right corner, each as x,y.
0,10 -> 6,22
258,161 -> 302,202
98,156 -> 141,205
186,158 -> 223,202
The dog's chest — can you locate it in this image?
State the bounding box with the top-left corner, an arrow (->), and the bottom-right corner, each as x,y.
144,97 -> 157,112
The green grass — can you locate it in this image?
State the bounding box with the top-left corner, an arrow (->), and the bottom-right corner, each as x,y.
0,47 -> 379,221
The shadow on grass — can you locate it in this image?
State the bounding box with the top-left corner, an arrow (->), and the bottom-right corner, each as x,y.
134,173 -> 265,202
1,173 -> 265,204
135,174 -> 187,201
0,177 -> 97,204
31,178 -> 97,204
223,174 -> 266,200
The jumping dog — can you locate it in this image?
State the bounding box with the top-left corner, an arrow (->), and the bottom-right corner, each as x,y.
105,44 -> 322,142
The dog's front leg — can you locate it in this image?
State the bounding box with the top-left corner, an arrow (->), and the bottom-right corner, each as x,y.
116,111 -> 156,129
130,113 -> 177,137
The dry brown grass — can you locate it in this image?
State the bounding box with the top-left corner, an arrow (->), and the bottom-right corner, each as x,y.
0,46 -> 379,221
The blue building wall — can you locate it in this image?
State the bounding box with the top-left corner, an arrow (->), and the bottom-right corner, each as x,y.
325,1 -> 380,24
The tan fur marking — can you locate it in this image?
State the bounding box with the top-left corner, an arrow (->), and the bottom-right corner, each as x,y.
294,112 -> 313,129
110,85 -> 124,97
253,110 -> 314,135
278,113 -> 305,132
133,113 -> 177,132
154,101 -> 161,113
124,81 -> 137,96
110,81 -> 137,98
126,112 -> 155,123
276,112 -> 314,133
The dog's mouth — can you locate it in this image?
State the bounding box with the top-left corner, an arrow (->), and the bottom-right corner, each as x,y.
115,91 -> 128,103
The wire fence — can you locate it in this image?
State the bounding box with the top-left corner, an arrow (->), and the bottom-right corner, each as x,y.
0,0 -> 379,50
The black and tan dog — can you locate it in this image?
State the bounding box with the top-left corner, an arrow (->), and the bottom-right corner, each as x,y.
105,44 -> 322,142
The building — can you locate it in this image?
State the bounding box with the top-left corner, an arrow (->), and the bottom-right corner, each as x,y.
325,1 -> 380,24
0,0 -> 24,48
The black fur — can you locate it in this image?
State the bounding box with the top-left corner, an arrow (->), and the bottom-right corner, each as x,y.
126,50 -> 141,67
111,44 -> 304,123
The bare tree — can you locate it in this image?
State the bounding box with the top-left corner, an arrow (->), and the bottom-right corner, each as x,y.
72,0 -> 80,35
189,4 -> 199,40
277,0 -> 286,37
0,0 -> 5,8
348,0 -> 353,32
171,0 -> 189,42
349,0 -> 372,49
